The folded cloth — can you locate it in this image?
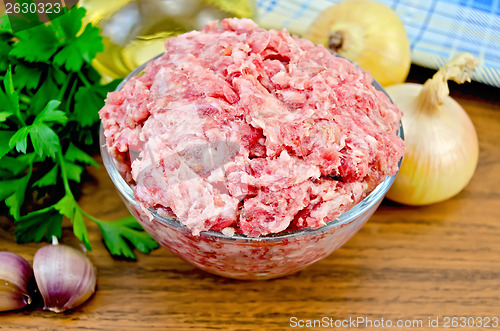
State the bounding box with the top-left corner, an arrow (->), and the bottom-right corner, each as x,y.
256,0 -> 500,87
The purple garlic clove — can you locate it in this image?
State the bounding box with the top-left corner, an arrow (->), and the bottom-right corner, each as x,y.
0,252 -> 33,312
33,237 -> 96,313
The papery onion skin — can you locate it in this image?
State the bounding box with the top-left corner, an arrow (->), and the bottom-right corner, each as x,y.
385,53 -> 479,206
304,0 -> 411,86
33,242 -> 96,313
0,252 -> 33,312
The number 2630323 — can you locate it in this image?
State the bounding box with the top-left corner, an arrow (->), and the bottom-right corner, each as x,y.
5,2 -> 61,14
442,316 -> 499,328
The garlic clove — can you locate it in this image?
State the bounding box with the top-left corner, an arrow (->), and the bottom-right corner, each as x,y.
33,238 -> 96,313
0,252 -> 33,312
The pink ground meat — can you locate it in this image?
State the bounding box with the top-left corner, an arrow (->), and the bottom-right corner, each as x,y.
100,18 -> 404,237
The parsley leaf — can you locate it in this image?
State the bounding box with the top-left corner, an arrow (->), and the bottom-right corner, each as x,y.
13,63 -> 42,91
94,216 -> 160,259
10,24 -> 59,63
30,74 -> 58,116
2,165 -> 32,219
0,32 -> 13,72
0,153 -> 33,177
65,143 -> 99,168
2,66 -> 23,125
53,41 -> 85,72
52,7 -> 103,72
9,126 -> 30,154
15,207 -> 63,243
34,100 -> 67,125
54,194 -> 91,251
0,131 -> 15,158
0,6 -> 158,259
73,85 -> 109,126
0,111 -> 12,122
73,207 -> 90,250
29,123 -> 60,159
63,159 -> 84,182
74,23 -> 104,64
53,24 -> 104,72
8,100 -> 65,159
51,5 -> 83,39
33,164 -> 58,188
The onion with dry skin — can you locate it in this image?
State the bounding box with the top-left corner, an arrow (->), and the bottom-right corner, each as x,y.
304,0 -> 411,86
385,53 -> 479,205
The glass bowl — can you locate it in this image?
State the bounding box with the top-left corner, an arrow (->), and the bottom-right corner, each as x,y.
100,56 -> 403,280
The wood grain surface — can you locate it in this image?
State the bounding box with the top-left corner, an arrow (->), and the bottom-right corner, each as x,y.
1,66 -> 499,330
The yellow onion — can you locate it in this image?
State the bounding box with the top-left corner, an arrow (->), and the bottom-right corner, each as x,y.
304,0 -> 411,86
385,53 -> 479,205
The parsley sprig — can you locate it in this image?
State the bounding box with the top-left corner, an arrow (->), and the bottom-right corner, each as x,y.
0,6 -> 158,259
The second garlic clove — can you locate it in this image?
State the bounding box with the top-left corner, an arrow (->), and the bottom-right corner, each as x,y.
0,252 -> 33,312
33,239 -> 96,313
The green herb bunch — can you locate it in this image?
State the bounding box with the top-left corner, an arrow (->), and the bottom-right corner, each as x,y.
0,6 -> 158,259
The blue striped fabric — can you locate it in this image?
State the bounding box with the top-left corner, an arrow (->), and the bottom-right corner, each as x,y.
255,0 -> 500,87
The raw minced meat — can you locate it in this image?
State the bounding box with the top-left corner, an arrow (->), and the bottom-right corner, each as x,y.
100,18 -> 404,237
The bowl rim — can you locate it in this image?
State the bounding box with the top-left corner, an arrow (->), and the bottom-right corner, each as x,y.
100,54 -> 404,243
